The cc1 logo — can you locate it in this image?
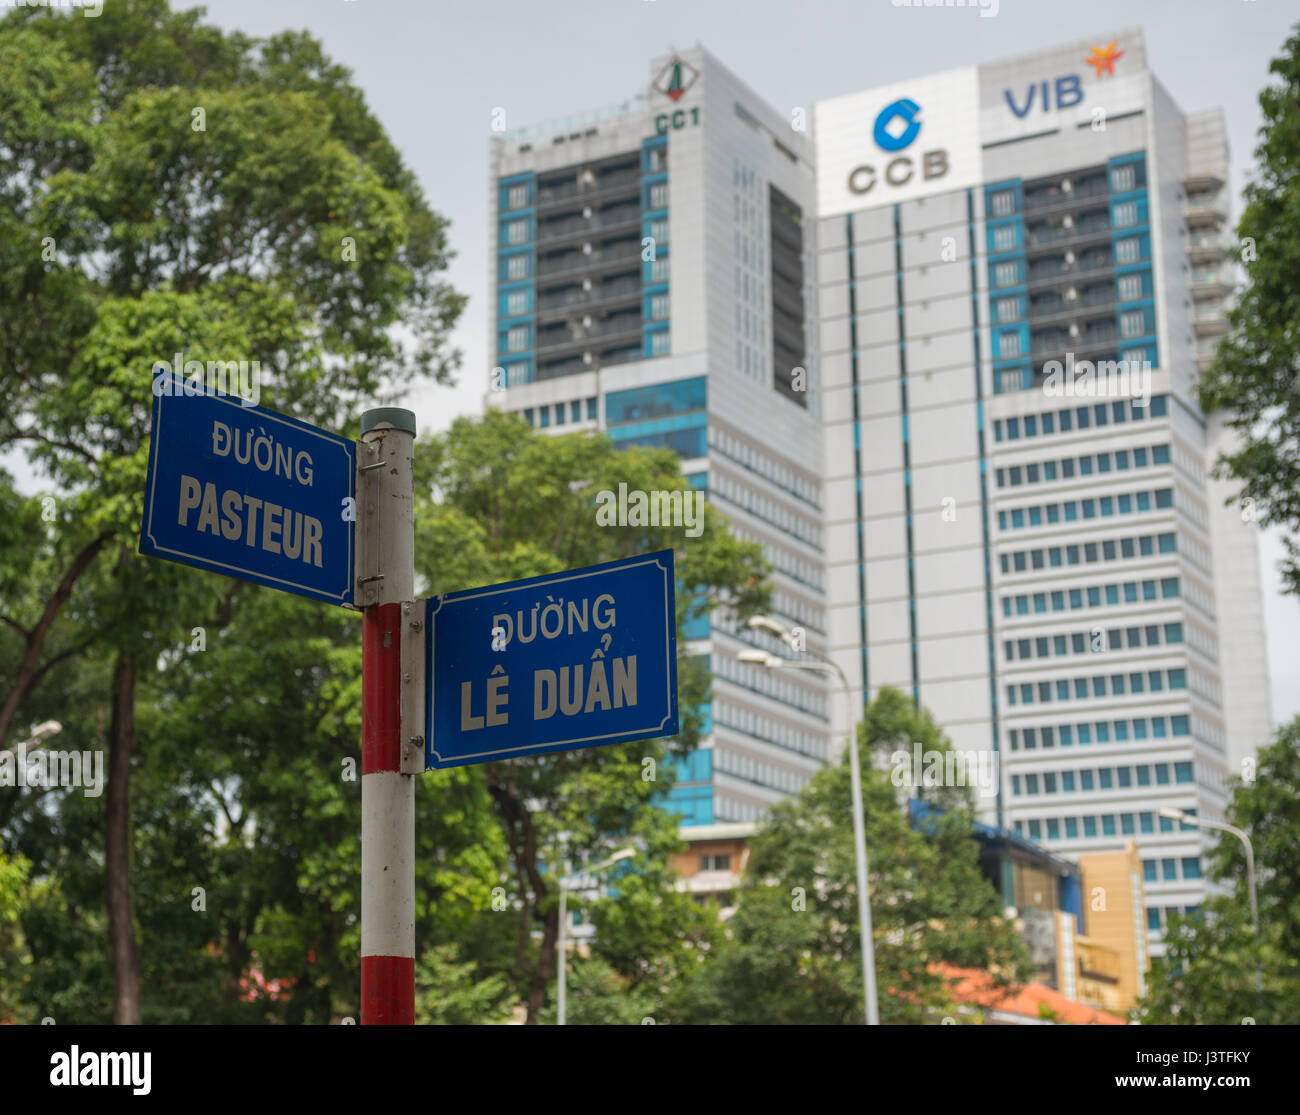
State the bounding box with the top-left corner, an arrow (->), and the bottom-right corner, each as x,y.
848,96 -> 949,196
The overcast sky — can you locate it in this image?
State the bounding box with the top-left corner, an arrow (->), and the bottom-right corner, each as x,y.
5,0 -> 1296,725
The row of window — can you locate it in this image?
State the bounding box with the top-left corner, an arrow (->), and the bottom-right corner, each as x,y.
713,697 -> 828,761
1013,810 -> 1189,842
1011,761 -> 1195,796
520,397 -> 597,429
995,444 -> 1170,489
1147,906 -> 1201,931
991,267 -> 1152,325
1006,668 -> 1187,708
716,796 -> 768,823
1007,715 -> 1190,750
992,394 -> 1168,443
1144,857 -> 1202,883
606,375 -> 705,425
735,165 -> 770,388
708,425 -> 822,509
999,531 -> 1177,576
714,652 -> 828,719
987,164 -> 1142,220
1004,622 -> 1184,663
710,468 -> 823,551
729,524 -> 825,591
989,232 -> 1147,289
1001,576 -> 1180,618
997,487 -> 1174,532
714,745 -> 811,796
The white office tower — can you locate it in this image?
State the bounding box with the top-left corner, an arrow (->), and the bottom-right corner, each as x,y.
486,48 -> 831,826
814,29 -> 1271,952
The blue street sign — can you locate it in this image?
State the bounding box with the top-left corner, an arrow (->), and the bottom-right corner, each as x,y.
139,371 -> 356,606
425,551 -> 678,768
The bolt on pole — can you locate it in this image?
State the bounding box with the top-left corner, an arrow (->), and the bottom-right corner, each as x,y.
358,408 -> 418,1025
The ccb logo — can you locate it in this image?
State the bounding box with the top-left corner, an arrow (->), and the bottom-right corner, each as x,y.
848,95 -> 949,196
873,98 -> 922,151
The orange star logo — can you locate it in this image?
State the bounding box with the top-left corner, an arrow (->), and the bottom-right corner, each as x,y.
1085,42 -> 1125,77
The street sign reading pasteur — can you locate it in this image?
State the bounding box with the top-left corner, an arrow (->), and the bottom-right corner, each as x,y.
140,371 -> 356,605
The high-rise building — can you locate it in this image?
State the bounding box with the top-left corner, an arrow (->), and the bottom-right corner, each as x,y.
487,47 -> 831,826
814,28 -> 1272,953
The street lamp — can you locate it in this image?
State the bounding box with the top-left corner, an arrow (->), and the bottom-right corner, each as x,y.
1158,806 -> 1260,991
557,846 -> 636,1025
738,616 -> 881,1026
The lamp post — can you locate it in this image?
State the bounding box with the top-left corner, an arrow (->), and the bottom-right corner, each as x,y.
557,847 -> 636,1025
1158,806 -> 1260,992
738,616 -> 880,1026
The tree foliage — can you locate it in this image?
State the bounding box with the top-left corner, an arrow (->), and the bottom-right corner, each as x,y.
1198,23 -> 1300,594
666,687 -> 1031,1024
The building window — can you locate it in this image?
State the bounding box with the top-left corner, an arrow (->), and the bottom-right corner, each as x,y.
994,260 -> 1021,287
1121,309 -> 1147,338
1113,200 -> 1138,227
700,853 -> 731,872
507,290 -> 529,315
1115,237 -> 1141,264
991,189 -> 1016,216
1111,164 -> 1136,192
506,253 -> 530,280
651,294 -> 670,320
997,295 -> 1022,321
506,219 -> 530,245
1118,272 -> 1143,300
649,182 -> 669,209
506,325 -> 529,352
507,183 -> 530,210
993,224 -> 1017,250
651,330 -> 671,355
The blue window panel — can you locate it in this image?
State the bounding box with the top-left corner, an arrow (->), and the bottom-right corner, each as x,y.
663,784 -> 713,826
1175,761 -> 1194,783
1147,908 -> 1161,931
606,377 -> 706,424
611,425 -> 708,459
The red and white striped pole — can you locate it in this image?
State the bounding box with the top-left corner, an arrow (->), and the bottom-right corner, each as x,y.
357,408 -> 419,1025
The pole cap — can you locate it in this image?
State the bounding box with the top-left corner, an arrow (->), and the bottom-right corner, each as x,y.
360,407 -> 417,436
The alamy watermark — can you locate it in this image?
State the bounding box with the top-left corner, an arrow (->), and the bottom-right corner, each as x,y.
889,742 -> 997,798
595,483 -> 703,538
151,353 -> 261,407
1042,355 -> 1151,408
891,0 -> 999,18
2,0 -> 102,15
0,743 -> 104,798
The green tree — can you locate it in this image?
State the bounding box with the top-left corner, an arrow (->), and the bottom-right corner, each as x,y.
0,0 -> 463,1022
1198,23 -> 1300,595
415,944 -> 515,1025
413,410 -> 766,1022
1136,718 -> 1300,1023
668,687 -> 1031,1024
534,953 -> 656,1026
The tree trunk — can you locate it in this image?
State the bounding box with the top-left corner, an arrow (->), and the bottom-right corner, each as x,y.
0,531 -> 111,747
106,648 -> 141,1024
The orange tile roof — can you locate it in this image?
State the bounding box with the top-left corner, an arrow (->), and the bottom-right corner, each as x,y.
934,963 -> 1125,1025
